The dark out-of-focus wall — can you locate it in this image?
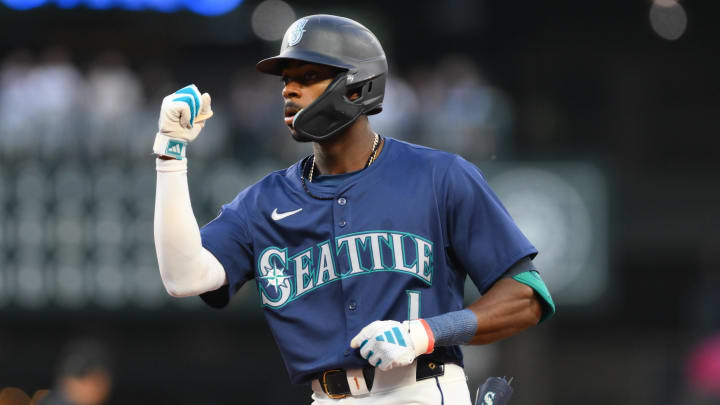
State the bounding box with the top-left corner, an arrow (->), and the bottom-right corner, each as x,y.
0,1 -> 719,404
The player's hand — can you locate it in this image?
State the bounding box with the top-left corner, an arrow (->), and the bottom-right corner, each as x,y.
152,84 -> 212,160
350,320 -> 434,371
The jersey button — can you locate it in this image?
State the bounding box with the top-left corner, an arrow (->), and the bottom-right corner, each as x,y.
348,301 -> 357,311
339,219 -> 347,227
338,197 -> 347,206
344,349 -> 351,356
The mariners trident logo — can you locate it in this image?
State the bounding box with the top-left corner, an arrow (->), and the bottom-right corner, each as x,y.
257,230 -> 434,309
287,17 -> 309,47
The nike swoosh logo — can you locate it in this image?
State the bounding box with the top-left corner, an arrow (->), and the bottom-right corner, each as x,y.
271,208 -> 302,221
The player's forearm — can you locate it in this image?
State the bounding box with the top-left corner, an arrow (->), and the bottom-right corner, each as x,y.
154,158 -> 226,297
466,278 -> 542,345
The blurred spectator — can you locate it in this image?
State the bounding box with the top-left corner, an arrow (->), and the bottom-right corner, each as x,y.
137,63 -> 177,104
368,69 -> 419,142
85,52 -> 143,158
40,339 -> 113,405
0,48 -> 86,159
0,49 -> 36,157
228,66 -> 297,162
30,47 -> 85,158
412,56 -> 515,161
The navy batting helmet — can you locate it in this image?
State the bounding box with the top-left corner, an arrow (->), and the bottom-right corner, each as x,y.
256,14 -> 388,142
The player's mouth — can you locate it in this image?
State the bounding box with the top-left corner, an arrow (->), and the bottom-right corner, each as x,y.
284,107 -> 301,128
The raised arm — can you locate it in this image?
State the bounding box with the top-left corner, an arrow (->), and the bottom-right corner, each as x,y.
152,85 -> 226,297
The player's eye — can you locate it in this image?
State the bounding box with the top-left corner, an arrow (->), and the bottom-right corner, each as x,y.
281,71 -> 321,86
303,71 -> 319,82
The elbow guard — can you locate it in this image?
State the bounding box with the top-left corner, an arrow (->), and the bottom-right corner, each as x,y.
512,271 -> 556,323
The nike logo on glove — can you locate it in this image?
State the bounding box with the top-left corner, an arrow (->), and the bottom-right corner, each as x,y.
271,208 -> 302,221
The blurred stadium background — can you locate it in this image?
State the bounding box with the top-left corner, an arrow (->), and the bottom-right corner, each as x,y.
0,0 -> 719,404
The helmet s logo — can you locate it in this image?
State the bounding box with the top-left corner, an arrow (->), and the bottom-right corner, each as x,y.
287,18 -> 309,47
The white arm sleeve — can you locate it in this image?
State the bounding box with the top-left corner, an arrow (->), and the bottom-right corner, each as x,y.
154,158 -> 227,297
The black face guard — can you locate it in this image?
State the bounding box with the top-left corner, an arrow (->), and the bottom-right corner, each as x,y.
291,72 -> 384,142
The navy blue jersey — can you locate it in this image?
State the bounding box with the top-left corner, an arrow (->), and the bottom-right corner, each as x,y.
199,138 -> 537,384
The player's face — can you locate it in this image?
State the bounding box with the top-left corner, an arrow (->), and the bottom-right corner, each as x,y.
281,62 -> 341,133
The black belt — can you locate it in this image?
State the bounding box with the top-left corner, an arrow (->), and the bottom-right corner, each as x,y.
319,356 -> 446,399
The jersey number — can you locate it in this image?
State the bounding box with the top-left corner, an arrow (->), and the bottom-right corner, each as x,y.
406,290 -> 421,320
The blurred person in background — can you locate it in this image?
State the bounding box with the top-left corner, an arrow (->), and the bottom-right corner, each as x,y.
40,339 -> 112,405
413,56 -> 513,162
0,49 -> 34,158
85,52 -> 143,158
0,47 -> 85,159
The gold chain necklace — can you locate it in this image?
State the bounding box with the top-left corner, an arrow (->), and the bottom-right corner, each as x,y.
308,133 -> 380,183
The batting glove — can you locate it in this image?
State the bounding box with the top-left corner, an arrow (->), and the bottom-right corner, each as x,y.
350,319 -> 435,371
152,84 -> 212,160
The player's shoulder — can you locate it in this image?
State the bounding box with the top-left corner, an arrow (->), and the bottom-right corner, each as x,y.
387,137 -> 466,172
386,138 -> 489,190
241,162 -> 301,194
219,160 -> 303,212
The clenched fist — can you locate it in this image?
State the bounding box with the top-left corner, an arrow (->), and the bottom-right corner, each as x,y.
152,84 -> 212,160
350,319 -> 434,371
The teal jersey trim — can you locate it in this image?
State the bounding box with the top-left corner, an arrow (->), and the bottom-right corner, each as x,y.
512,270 -> 556,323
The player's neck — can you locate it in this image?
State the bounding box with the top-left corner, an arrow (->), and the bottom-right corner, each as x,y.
312,117 -> 383,176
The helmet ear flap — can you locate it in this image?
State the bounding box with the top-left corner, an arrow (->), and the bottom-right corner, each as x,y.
357,74 -> 386,115
345,76 -> 379,103
292,71 -> 385,141
292,73 -> 365,142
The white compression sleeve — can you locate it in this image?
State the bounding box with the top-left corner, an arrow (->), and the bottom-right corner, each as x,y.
154,158 -> 227,297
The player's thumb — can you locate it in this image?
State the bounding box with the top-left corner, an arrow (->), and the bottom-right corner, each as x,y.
200,92 -> 212,114
350,325 -> 376,348
350,333 -> 366,349
351,321 -> 382,348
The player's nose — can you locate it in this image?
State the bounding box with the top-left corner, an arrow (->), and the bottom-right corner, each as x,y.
282,81 -> 301,100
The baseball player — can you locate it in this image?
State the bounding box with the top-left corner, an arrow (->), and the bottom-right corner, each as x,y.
153,15 -> 555,404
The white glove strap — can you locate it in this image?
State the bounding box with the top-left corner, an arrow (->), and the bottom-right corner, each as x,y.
153,133 -> 188,160
405,320 -> 434,356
